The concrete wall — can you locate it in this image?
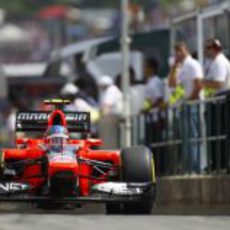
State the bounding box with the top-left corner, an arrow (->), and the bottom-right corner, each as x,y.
156,175 -> 230,206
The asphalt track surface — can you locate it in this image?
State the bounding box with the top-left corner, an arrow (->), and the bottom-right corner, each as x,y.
0,204 -> 230,230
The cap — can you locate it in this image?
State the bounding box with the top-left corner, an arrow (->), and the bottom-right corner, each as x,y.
205,38 -> 222,50
98,75 -> 113,86
60,83 -> 79,95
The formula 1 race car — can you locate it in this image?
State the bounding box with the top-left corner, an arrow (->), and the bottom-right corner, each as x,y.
0,99 -> 156,214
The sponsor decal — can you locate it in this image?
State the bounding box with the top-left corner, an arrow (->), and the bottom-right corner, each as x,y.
65,113 -> 88,121
48,153 -> 77,163
17,113 -> 49,121
92,182 -> 143,196
0,182 -> 30,195
17,112 -> 88,121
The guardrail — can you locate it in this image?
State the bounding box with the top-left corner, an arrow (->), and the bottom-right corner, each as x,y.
131,95 -> 230,176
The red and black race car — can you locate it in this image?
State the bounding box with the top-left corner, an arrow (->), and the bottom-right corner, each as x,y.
0,99 -> 156,214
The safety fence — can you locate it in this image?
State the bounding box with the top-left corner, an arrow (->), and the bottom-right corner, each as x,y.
131,94 -> 230,176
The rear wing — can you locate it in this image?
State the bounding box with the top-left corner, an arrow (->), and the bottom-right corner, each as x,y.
16,111 -> 90,133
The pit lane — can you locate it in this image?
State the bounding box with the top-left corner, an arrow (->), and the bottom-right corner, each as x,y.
0,204 -> 230,230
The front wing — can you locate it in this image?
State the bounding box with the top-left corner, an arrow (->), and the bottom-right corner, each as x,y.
0,182 -> 155,204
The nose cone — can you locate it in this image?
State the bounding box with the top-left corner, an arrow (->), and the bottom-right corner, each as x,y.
47,147 -> 79,195
48,151 -> 78,176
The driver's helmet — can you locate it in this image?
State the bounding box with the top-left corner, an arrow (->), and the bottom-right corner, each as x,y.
45,125 -> 69,151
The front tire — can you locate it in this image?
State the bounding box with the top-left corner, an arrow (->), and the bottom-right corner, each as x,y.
106,146 -> 156,214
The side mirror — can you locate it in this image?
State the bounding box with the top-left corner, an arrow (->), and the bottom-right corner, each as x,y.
86,138 -> 103,147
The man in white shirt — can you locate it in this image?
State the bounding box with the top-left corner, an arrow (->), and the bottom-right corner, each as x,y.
98,75 -> 123,149
142,58 -> 165,171
169,42 -> 204,173
98,75 -> 123,116
203,38 -> 230,96
169,43 -> 203,101
203,39 -> 230,170
143,58 -> 164,113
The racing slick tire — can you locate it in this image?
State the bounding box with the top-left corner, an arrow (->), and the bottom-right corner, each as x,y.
106,146 -> 156,214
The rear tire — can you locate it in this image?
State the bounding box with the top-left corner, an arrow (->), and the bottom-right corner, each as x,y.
106,146 -> 156,214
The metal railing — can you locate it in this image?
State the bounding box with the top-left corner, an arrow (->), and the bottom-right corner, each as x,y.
131,95 -> 230,176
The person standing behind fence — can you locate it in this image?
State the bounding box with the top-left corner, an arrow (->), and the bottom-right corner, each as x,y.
203,38 -> 230,97
142,58 -> 164,141
98,75 -> 123,149
162,57 -> 185,174
169,42 -> 203,173
203,38 -> 230,171
142,58 -> 164,114
98,76 -> 123,116
141,58 -> 164,173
